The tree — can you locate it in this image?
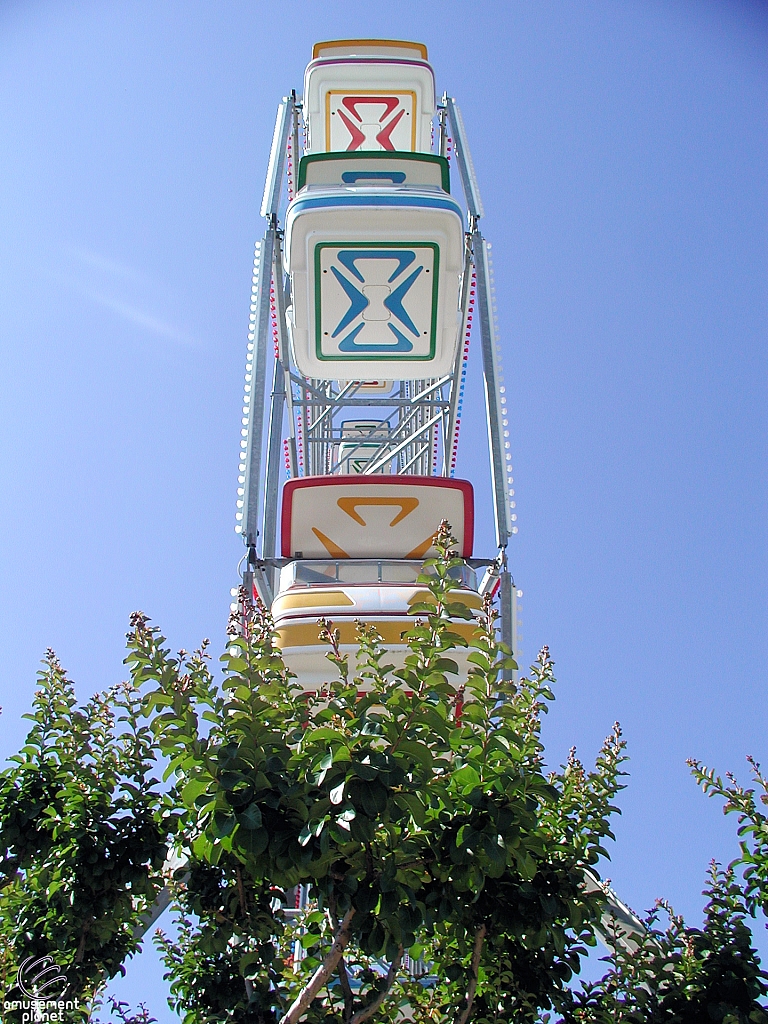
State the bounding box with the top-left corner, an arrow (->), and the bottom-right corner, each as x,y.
556,758 -> 768,1022
689,755 -> 768,929
141,523 -> 626,1023
7,522 -> 764,1022
0,646 -> 176,1023
560,863 -> 768,1023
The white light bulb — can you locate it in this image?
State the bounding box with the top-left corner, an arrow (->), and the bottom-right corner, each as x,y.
237,500 -> 244,508
238,475 -> 245,483
237,488 -> 244,496
230,587 -> 238,596
236,511 -> 243,520
511,526 -> 518,534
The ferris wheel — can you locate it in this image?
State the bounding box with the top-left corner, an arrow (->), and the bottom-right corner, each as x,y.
234,38 -> 519,684
135,37 -> 646,958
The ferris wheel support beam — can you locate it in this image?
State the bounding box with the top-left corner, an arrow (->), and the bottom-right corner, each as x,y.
444,238 -> 474,475
261,357 -> 286,582
446,97 -> 511,551
242,228 -> 273,552
261,233 -> 295,590
474,233 -> 512,550
261,96 -> 294,220
445,97 -> 484,221
446,97 -> 514,668
243,97 -> 295,553
499,567 -> 515,679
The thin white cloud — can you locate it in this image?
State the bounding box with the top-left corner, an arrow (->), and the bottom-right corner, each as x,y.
56,243 -> 202,349
75,284 -> 199,347
62,244 -> 149,287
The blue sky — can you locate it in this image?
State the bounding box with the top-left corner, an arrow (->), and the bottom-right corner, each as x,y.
0,1 -> 766,1017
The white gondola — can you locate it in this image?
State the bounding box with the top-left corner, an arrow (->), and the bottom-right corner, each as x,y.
284,165 -> 464,380
272,559 -> 483,688
272,475 -> 479,685
299,151 -> 450,190
303,39 -> 435,155
280,475 -> 474,560
334,419 -> 392,474
334,441 -> 393,474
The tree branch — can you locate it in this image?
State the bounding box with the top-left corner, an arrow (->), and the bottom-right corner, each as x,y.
236,864 -> 248,917
338,956 -> 355,1024
281,908 -> 356,1024
349,946 -> 403,1024
74,916 -> 91,964
454,924 -> 486,1024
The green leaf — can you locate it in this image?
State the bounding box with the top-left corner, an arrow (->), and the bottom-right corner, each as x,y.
226,657 -> 249,673
453,765 -> 481,790
396,792 -> 426,826
239,951 -> 261,977
181,778 -> 209,806
313,750 -> 334,785
212,809 -> 237,838
299,819 -> 323,847
237,803 -> 263,830
238,826 -> 269,856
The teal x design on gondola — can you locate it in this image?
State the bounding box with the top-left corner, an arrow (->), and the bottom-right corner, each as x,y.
316,243 -> 439,360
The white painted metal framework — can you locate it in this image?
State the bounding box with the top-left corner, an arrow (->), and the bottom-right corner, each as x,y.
235,91 -> 517,637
